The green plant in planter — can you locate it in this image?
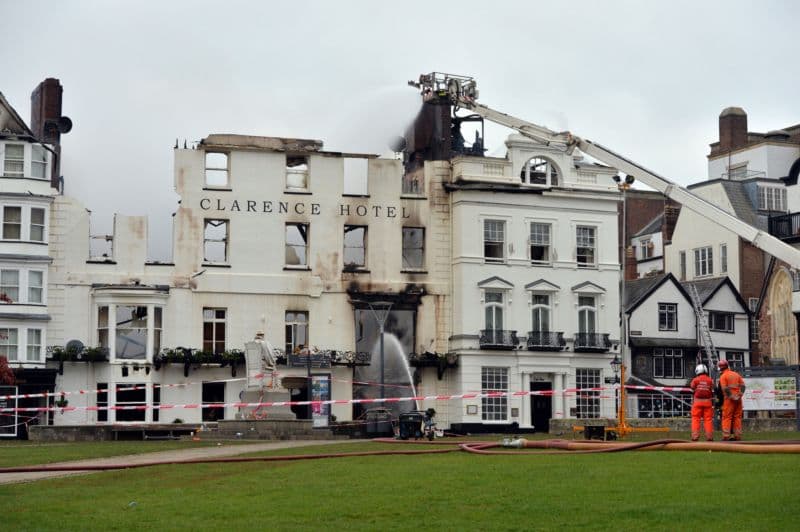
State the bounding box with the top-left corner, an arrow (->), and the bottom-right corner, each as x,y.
55,393 -> 69,408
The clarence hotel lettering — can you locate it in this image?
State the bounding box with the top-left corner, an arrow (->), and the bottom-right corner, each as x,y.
200,198 -> 410,218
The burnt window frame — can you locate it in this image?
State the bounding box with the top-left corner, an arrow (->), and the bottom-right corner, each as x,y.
343,225 -> 367,270
401,227 -> 425,271
203,218 -> 229,264
285,222 -> 310,268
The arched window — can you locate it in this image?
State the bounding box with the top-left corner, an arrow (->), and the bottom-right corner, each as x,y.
484,291 -> 504,332
577,295 -> 596,334
520,156 -> 559,186
531,294 -> 550,333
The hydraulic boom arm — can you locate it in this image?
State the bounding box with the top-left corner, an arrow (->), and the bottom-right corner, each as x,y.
410,72 -> 800,269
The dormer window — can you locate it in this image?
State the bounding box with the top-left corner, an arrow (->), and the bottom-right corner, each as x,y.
520,156 -> 559,186
757,185 -> 786,212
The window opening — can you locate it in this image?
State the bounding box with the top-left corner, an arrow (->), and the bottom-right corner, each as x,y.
115,306 -> 148,360
28,271 -> 43,304
402,227 -> 425,270
203,219 -> 228,263
481,367 -> 508,421
285,311 -> 309,354
286,155 -> 309,191
0,328 -> 18,361
30,208 -> 45,242
520,156 -> 559,186
483,220 -> 505,262
285,223 -> 309,267
3,207 -> 21,240
576,226 -> 596,268
343,225 -> 366,268
653,348 -> 684,378
576,368 -> 600,418
658,303 -> 677,331
531,294 -> 550,333
530,223 -> 551,264
31,145 -> 47,179
205,152 -> 228,187
203,308 -> 226,354
0,269 -> 19,302
26,329 -> 42,362
694,246 -> 713,277
708,312 -> 734,332
116,383 -> 146,422
3,144 -> 24,177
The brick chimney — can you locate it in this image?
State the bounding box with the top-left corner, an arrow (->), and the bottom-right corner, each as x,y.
718,107 -> 748,152
625,245 -> 637,280
30,78 -> 64,188
662,204 -> 681,244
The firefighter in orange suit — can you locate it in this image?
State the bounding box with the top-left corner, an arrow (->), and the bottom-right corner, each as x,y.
690,364 -> 714,441
718,359 -> 746,440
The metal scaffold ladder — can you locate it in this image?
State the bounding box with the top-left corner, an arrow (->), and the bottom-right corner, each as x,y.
687,283 -> 719,371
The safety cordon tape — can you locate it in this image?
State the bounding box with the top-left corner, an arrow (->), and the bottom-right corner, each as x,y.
0,373 -> 417,402
0,385 -> 775,414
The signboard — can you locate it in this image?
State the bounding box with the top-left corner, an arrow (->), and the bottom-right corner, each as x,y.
743,377 -> 797,411
0,386 -> 18,438
311,375 -> 331,428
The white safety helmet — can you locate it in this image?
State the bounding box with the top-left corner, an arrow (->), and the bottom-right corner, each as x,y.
695,364 -> 708,375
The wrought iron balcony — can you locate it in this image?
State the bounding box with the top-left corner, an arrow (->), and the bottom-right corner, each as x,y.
768,212 -> 800,243
526,331 -> 566,351
573,333 -> 612,352
479,329 -> 519,350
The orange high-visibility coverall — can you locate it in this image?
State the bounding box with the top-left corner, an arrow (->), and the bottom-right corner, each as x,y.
690,373 -> 714,441
720,368 -> 746,440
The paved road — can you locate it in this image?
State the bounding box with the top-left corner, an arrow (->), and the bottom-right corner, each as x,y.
0,440 -> 359,485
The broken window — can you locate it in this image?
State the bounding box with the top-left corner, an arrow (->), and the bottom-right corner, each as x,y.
2,206 -> 21,240
203,308 -> 226,354
343,225 -> 366,269
115,305 -> 148,360
205,152 -> 229,187
90,234 -> 113,260
343,158 -> 368,196
285,311 -> 308,354
483,220 -> 505,262
286,155 -> 309,191
204,219 -> 228,263
402,227 -> 425,270
521,156 -> 559,186
285,223 -> 309,267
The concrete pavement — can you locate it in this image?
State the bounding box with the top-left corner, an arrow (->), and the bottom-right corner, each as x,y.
0,439 -> 360,485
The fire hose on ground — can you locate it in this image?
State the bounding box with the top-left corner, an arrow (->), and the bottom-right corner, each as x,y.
3,438 -> 800,475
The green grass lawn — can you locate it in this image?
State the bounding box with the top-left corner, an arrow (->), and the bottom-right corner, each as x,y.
3,436 -> 800,531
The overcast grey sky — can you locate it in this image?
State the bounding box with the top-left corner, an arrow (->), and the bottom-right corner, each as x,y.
2,0 -> 798,259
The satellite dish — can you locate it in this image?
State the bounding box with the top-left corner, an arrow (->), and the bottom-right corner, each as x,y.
389,136 -> 406,153
65,339 -> 84,353
57,116 -> 73,134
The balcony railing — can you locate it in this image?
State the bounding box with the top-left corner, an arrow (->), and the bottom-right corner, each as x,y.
573,333 -> 612,352
768,212 -> 800,242
526,331 -> 566,351
479,329 -> 519,350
